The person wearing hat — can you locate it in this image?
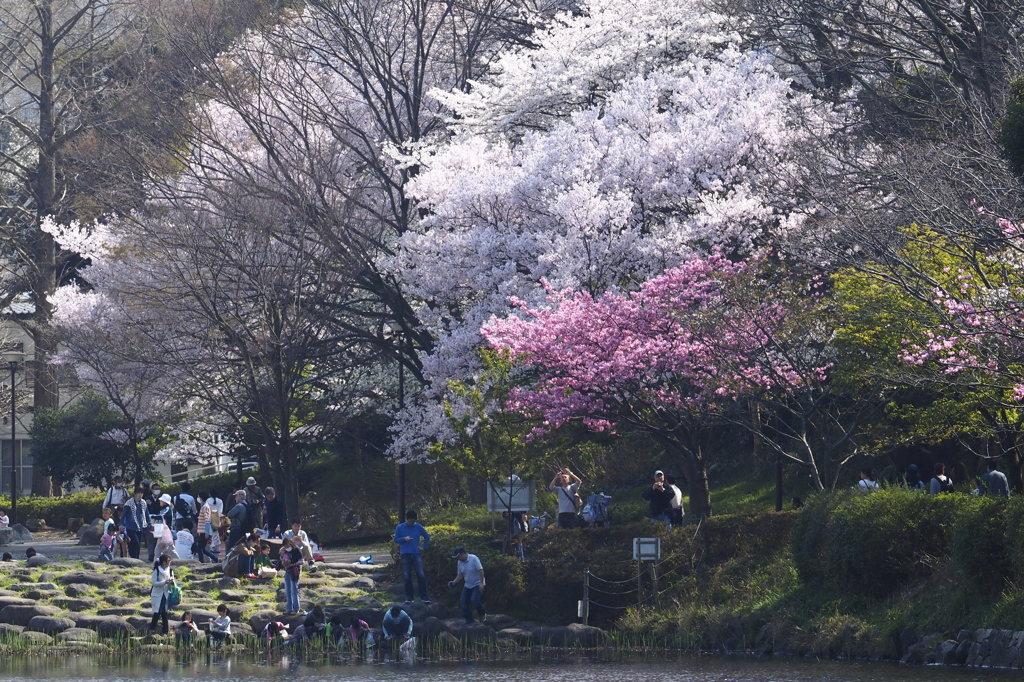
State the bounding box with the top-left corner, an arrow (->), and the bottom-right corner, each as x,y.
642,470 -> 673,525
244,477 -> 265,532
227,490 -> 249,548
447,547 -> 486,625
264,487 -> 287,538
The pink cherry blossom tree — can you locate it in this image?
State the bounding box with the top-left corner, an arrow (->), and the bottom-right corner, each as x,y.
482,253 -> 803,517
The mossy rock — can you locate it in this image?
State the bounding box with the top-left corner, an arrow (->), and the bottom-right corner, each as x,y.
0,604 -> 61,626
26,589 -> 61,600
109,558 -> 146,568
27,616 -> 76,634
97,607 -> 140,616
18,630 -> 52,645
0,622 -> 23,637
56,627 -> 99,643
64,583 -> 95,598
58,571 -> 117,589
72,614 -> 135,638
217,590 -> 248,602
103,595 -> 135,606
51,598 -> 100,612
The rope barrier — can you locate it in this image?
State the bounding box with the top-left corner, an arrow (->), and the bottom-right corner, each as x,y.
589,570 -> 648,585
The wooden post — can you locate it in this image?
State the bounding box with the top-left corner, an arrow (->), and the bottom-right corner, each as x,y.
637,557 -> 642,607
652,561 -> 659,607
582,568 -> 590,625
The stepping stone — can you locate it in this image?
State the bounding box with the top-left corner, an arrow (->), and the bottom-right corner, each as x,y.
218,590 -> 248,603
26,616 -> 76,634
0,604 -> 61,626
97,607 -> 139,616
25,589 -> 61,600
0,622 -> 23,637
58,571 -> 117,588
73,614 -> 135,638
336,576 -> 375,590
12,582 -> 58,591
109,558 -> 146,568
103,595 -> 135,606
51,598 -> 99,612
26,556 -> 50,568
18,631 -> 52,645
64,583 -> 94,597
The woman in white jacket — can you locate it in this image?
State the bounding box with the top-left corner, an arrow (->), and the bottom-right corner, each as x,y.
149,554 -> 174,635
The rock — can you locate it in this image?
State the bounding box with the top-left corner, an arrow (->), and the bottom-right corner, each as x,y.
188,563 -> 222,575
39,571 -> 56,581
219,590 -> 248,603
18,631 -> 52,645
0,622 -> 22,637
77,520 -> 105,546
109,557 -> 146,568
26,555 -> 49,567
445,622 -> 496,643
337,576 -> 375,590
0,596 -> 37,610
248,609 -> 282,634
483,614 -> 517,631
25,589 -> 61,600
323,568 -> 357,578
57,627 -> 100,643
9,524 -> 32,543
72,614 -> 135,638
415,616 -> 450,640
126,616 -> 151,632
103,595 -> 135,606
0,528 -> 13,546
24,518 -> 47,533
81,562 -> 106,571
26,615 -> 76,634
67,518 -> 84,534
64,583 -> 95,598
170,558 -> 198,567
51,598 -> 100,612
59,571 -> 117,588
13,582 -> 58,592
0,604 -> 61,626
97,607 -> 139,616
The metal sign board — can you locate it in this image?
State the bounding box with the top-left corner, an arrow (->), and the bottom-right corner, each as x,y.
486,478 -> 536,512
633,537 -> 661,561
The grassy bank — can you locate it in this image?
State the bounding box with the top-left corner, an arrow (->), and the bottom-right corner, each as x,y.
418,486 -> 1024,659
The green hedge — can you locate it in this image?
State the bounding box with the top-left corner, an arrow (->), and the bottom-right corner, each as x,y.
791,488 -> 1024,598
0,492 -> 105,529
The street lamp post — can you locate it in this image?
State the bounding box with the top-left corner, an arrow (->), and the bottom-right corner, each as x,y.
1,351 -> 23,525
388,322 -> 407,522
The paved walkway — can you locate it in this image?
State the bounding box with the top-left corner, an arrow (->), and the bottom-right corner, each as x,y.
8,530 -> 391,567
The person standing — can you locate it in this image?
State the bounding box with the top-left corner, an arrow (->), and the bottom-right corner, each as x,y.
642,470 -> 673,524
666,475 -> 684,527
103,476 -> 130,525
283,520 -> 317,569
280,537 -> 303,614
930,463 -> 954,494
195,492 -> 219,563
981,460 -> 1010,497
244,477 -> 265,532
263,487 -> 287,538
447,546 -> 486,625
226,490 -> 248,548
394,510 -> 430,603
122,488 -> 149,559
856,467 -> 879,492
146,484 -> 169,562
148,554 -> 174,635
904,464 -> 925,490
173,481 -> 197,531
0,509 -> 8,528
550,468 -> 582,529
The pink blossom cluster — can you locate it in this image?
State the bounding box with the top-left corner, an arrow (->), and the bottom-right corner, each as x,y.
482,254 -> 802,435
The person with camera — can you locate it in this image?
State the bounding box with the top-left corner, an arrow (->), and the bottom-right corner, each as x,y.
642,470 -> 674,526
549,468 -> 582,529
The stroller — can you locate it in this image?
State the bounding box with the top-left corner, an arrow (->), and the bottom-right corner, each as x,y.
581,492 -> 612,527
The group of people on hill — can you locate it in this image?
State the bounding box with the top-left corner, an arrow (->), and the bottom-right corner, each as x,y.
855,461 -> 1012,497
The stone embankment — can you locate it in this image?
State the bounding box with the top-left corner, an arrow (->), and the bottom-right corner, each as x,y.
902,628 -> 1024,668
0,556 -> 606,650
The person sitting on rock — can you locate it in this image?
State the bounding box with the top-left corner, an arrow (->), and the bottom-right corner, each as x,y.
253,543 -> 274,576
175,611 -> 200,646
209,604 -> 232,646
99,526 -> 116,561
0,509 -> 8,528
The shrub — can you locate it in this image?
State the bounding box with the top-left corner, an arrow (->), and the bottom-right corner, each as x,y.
948,495 -> 1011,591
0,492 -> 105,529
793,488 -> 955,597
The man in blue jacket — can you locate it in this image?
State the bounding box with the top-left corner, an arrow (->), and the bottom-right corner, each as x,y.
394,509 -> 430,604
121,488 -> 149,559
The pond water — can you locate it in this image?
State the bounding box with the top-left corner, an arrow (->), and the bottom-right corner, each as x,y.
1,655 -> 1023,681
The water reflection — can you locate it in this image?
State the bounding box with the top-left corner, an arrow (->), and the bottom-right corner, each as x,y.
0,654 -> 1021,681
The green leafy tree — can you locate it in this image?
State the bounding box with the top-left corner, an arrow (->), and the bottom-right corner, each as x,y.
30,392 -> 162,489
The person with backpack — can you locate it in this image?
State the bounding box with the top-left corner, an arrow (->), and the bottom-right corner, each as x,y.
244,477 -> 265,532
148,554 -> 174,635
146,483 -> 168,562
930,463 -> 955,494
173,481 -> 197,531
102,476 -> 130,525
856,467 -> 880,492
550,468 -> 582,529
121,487 -> 149,559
